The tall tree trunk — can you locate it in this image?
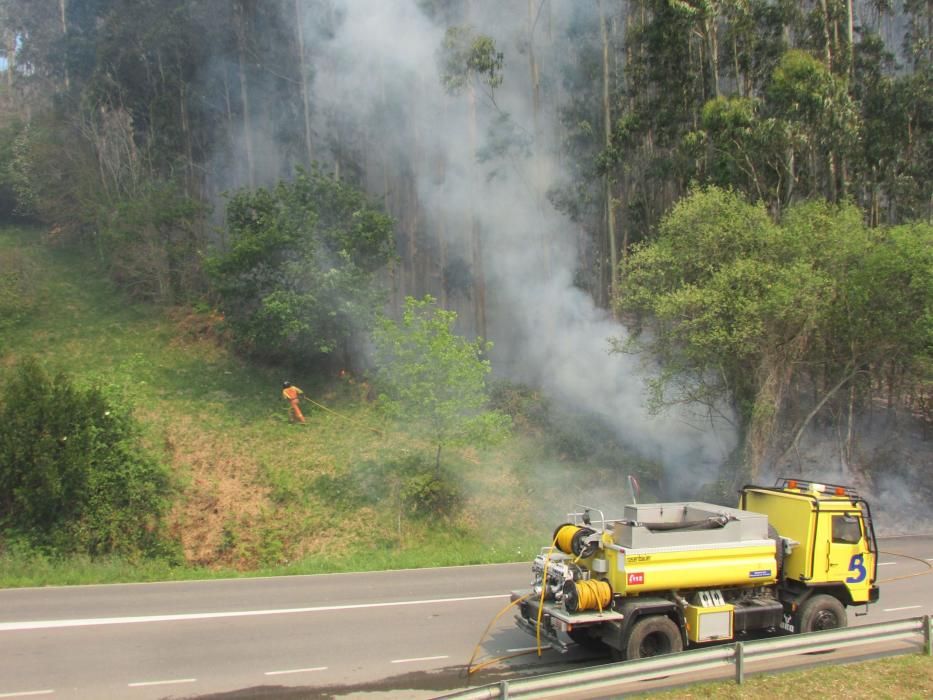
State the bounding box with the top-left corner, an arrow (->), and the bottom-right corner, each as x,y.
732,32 -> 742,97
527,0 -> 551,277
59,0 -> 69,90
5,32 -> 14,92
846,0 -> 855,74
294,0 -> 313,165
179,79 -> 195,196
599,0 -> 618,308
820,0 -> 834,70
235,1 -> 255,189
706,11 -> 720,98
468,80 -> 486,339
527,0 -> 542,142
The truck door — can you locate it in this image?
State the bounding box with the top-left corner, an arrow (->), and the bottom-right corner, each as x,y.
826,512 -> 874,601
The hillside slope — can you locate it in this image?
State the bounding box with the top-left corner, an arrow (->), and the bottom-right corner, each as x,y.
2,227 -> 630,580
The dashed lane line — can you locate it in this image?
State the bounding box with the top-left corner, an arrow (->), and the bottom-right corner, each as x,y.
0,692 -> 54,699
264,667 -> 327,676
391,655 -> 450,664
882,605 -> 922,612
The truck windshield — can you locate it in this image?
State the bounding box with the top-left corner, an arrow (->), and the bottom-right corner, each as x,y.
832,514 -> 862,544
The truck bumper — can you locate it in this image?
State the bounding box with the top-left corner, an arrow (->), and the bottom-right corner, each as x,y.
511,588 -> 625,652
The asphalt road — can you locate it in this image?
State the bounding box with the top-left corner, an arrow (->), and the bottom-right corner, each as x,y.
1,535 -> 930,700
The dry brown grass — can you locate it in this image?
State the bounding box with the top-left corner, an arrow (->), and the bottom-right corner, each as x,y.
161,420 -> 271,566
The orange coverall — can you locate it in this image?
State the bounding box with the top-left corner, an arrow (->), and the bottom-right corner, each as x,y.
282,385 -> 306,423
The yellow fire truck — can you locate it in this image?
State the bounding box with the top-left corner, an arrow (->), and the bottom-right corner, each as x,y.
512,477 -> 879,660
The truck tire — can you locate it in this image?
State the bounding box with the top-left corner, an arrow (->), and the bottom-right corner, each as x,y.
796,594 -> 847,633
624,616 -> 684,660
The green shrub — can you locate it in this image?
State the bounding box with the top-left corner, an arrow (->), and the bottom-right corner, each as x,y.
0,358 -> 172,556
314,454 -> 462,519
488,380 -> 551,430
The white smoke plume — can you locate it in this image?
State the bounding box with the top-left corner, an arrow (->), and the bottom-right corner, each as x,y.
297,0 -> 738,484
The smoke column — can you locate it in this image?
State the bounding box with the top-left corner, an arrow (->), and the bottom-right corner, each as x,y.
296,0 -> 737,484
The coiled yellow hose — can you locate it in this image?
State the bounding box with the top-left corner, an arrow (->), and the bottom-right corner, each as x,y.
554,524 -> 579,555
566,579 -> 612,613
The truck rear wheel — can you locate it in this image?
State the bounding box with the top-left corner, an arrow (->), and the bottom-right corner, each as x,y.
625,616 -> 683,660
796,594 -> 847,633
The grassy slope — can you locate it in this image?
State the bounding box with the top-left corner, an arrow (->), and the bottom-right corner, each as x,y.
1,226 -> 563,585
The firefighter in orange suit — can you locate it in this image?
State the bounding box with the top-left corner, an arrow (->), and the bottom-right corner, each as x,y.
282,381 -> 306,423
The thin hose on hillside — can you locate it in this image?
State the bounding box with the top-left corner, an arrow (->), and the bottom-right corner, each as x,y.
300,395 -> 383,435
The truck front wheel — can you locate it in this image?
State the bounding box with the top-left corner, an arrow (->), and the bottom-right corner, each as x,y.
624,616 -> 684,660
796,594 -> 847,633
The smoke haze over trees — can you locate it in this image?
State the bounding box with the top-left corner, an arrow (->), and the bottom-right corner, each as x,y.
0,1 -> 929,517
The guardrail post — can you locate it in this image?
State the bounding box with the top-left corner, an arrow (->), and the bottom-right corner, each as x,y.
735,642 -> 745,685
924,615 -> 931,657
499,680 -> 510,699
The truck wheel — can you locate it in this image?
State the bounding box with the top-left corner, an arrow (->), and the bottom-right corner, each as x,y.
625,616 -> 683,660
796,594 -> 847,633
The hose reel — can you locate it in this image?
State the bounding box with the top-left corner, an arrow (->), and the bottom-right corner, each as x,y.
553,523 -> 599,559
562,578 -> 613,613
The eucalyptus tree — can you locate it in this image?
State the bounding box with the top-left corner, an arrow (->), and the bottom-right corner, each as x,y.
438,22 -> 503,340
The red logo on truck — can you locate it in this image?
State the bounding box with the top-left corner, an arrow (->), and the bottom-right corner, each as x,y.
627,572 -> 645,586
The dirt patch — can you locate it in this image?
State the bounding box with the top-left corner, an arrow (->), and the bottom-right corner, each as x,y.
166,306 -> 231,353
163,420 -> 271,567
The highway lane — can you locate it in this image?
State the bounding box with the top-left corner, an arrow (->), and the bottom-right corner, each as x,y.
0,536 -> 930,699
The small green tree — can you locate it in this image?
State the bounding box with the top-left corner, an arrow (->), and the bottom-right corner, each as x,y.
207,166 -> 395,367
372,295 -> 511,471
0,359 -> 172,556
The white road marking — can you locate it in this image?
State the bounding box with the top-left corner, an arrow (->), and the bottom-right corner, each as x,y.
0,692 -> 54,699
128,678 -> 196,688
883,605 -> 922,612
264,667 -> 327,676
877,562 -> 896,566
507,646 -> 550,653
0,594 -> 509,632
391,655 -> 449,664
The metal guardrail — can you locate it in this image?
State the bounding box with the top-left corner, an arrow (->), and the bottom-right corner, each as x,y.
441,615 -> 932,699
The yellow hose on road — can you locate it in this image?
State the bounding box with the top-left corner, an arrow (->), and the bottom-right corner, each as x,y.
465,593 -> 536,676
877,550 -> 933,583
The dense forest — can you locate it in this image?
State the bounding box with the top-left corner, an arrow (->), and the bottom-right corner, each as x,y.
0,0 -> 930,547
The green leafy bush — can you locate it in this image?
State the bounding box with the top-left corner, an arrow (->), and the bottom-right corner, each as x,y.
207,166 -> 395,367
314,454 -> 462,519
0,358 -> 172,556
